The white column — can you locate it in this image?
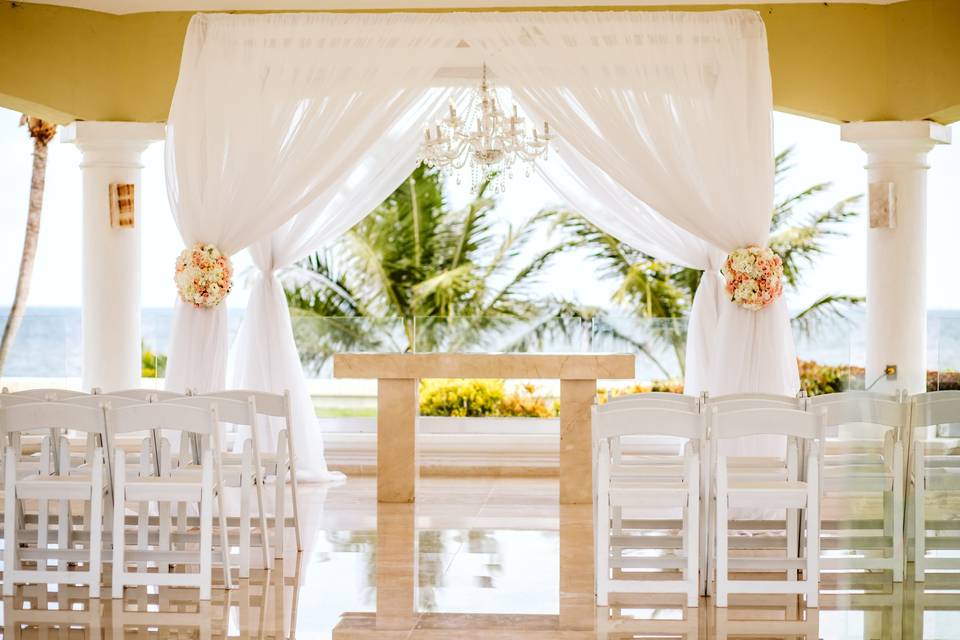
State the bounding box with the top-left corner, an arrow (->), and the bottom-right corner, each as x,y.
841,121 -> 950,393
62,122 -> 165,392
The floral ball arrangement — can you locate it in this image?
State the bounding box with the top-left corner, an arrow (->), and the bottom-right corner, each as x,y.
174,242 -> 233,309
721,244 -> 784,311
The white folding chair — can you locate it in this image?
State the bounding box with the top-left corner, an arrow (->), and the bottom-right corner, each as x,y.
2,388 -> 90,474
196,389 -> 303,554
165,395 -> 272,578
0,393 -> 60,543
1,401 -> 107,597
1,387 -> 88,400
63,394 -> 166,551
594,404 -> 703,607
703,394 -> 805,596
810,391 -> 906,581
595,394 -> 704,591
94,388 -> 187,401
906,391 -> 960,581
107,402 -> 232,600
710,406 -> 824,608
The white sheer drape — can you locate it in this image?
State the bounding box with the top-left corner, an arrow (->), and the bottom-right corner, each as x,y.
463,10 -> 798,396
229,90 -> 455,478
164,13 -> 459,396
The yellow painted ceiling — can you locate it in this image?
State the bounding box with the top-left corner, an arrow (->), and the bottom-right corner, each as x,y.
23,0 -> 910,13
1,0 -> 958,125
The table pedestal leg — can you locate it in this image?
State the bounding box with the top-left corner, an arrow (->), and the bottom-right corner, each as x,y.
376,503 -> 417,630
560,504 -> 596,631
377,378 -> 418,503
560,379 -> 595,505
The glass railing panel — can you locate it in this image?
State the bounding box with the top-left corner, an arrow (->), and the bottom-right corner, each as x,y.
412,315 -> 589,354
931,312 -> 960,391
0,308 -> 79,390
591,315 -> 686,388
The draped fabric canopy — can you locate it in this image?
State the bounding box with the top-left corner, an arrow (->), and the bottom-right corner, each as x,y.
164,10 -> 799,478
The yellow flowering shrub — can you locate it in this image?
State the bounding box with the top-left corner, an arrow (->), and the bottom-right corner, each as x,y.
418,379 -> 558,417
596,380 -> 684,404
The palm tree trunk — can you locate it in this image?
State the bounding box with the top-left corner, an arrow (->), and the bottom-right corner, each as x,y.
0,118 -> 55,377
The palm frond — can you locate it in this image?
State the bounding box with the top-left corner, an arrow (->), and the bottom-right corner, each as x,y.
791,293 -> 864,339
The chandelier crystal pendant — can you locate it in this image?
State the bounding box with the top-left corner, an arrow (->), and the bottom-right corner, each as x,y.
419,64 -> 554,193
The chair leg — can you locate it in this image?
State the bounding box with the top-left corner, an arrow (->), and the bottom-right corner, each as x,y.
249,435 -> 272,566
596,483 -> 610,606
699,442 -> 710,597
282,429 -> 303,553
57,439 -> 71,572
914,479 -> 926,582
111,450 -> 127,600
158,500 -> 171,575
200,456 -> 213,602
88,457 -> 104,599
893,445 -> 905,583
716,464 -> 729,608
4,449 -> 18,596
686,455 -> 700,608
57,497 -> 71,572
136,448 -> 150,574
274,455 -> 286,559
216,487 -> 234,590
786,507 -> 799,581
240,443 -> 252,579
805,493 -> 819,608
38,497 -> 49,575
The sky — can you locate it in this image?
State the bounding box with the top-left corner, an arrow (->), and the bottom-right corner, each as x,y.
0,106 -> 958,312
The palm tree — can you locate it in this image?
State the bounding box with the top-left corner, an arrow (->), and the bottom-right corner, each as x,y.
541,146 -> 862,374
284,165 -> 579,373
0,116 -> 57,376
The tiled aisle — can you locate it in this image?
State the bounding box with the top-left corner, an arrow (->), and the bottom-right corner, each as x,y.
1,476 -> 958,638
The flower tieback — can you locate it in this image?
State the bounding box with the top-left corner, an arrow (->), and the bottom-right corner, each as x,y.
721,244 -> 783,311
175,242 -> 233,309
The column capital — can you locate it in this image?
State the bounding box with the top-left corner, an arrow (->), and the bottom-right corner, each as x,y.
62,121 -> 166,167
841,120 -> 951,156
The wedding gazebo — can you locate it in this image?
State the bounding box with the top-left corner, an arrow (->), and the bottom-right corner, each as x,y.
0,1 -> 958,637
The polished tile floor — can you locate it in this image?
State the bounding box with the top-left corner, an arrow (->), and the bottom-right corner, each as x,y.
2,476 -> 959,638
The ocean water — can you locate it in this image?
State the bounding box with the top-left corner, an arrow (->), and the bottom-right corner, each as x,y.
0,307 -> 958,379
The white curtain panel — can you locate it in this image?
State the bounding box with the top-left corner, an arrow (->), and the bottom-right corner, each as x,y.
164,13 -> 460,398
462,10 -> 799,396
229,90 -> 456,478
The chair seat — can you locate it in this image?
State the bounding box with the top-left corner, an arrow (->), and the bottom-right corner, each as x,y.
922,455 -> 960,468
825,453 -> 886,466
609,480 -> 689,508
15,476 -> 94,500
728,456 -> 785,469
823,468 -> 893,493
171,463 -> 244,487
124,476 -> 204,502
923,467 -> 960,491
726,480 -> 809,509
610,462 -> 686,480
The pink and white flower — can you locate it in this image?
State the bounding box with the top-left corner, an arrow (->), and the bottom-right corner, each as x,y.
174,242 -> 233,309
721,244 -> 783,311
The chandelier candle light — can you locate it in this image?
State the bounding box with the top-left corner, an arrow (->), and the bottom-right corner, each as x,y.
419,64 -> 553,193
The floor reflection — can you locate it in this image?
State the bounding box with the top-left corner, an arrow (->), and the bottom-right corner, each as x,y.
1,477 -> 958,638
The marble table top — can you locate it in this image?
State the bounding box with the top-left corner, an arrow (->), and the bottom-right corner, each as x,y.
333,352 -> 636,379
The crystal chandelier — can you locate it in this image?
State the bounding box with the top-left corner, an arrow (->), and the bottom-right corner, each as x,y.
419,64 -> 553,193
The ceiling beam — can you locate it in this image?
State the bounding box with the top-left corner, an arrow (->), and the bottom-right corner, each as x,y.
0,1 -> 957,125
